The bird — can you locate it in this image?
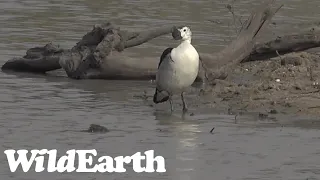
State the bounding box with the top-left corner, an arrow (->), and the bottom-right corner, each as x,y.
153,26 -> 200,113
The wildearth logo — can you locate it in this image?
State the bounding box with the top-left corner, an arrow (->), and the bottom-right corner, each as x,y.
4,149 -> 166,173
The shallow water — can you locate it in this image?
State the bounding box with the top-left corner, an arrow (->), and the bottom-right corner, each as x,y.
0,0 -> 320,179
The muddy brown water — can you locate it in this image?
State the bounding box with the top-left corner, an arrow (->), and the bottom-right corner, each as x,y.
1,0 -> 320,180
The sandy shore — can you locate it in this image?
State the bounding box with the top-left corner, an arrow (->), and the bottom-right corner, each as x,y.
195,52 -> 320,117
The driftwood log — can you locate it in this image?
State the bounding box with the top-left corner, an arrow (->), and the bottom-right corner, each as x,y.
242,27 -> 320,62
2,0 -> 320,83
1,23 -> 185,80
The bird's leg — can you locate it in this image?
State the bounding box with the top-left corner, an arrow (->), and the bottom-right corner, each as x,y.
168,95 -> 173,113
181,92 -> 188,113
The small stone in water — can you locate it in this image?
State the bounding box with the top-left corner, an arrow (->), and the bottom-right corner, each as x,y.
87,124 -> 109,133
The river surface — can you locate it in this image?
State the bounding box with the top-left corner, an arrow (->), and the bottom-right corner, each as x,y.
1,0 -> 320,180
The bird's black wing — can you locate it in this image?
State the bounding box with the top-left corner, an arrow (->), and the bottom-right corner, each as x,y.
158,47 -> 173,68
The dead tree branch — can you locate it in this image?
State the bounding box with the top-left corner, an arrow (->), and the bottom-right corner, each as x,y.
242,27 -> 320,62
1,23 -> 181,80
200,0 -> 283,82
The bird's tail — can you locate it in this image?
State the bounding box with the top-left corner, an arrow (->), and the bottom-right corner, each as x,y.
153,88 -> 169,103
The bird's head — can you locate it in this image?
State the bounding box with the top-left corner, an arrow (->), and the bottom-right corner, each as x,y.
172,26 -> 192,42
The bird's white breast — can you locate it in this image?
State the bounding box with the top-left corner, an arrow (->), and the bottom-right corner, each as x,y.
157,41 -> 199,94
171,41 -> 199,70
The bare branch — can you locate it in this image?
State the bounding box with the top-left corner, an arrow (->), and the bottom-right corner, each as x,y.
124,26 -> 179,48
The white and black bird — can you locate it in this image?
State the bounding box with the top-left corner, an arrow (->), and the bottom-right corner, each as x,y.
153,26 -> 200,113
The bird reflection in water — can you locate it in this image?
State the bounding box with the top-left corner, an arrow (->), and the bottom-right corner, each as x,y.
153,109 -> 201,176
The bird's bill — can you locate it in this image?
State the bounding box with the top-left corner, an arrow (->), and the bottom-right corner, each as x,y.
171,26 -> 183,40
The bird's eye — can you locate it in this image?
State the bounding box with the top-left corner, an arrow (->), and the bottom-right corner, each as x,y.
183,29 -> 186,32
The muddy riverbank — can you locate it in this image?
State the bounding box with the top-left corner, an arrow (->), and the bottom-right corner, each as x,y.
194,51 -> 320,117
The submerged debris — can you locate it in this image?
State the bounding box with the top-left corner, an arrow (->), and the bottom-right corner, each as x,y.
210,127 -> 215,134
85,124 -> 109,133
269,109 -> 278,114
258,113 -> 269,120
